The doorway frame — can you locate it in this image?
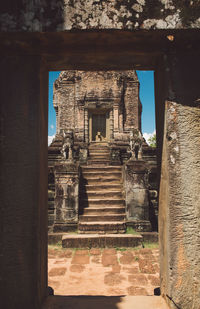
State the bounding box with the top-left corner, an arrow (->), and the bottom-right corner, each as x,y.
1,29 -> 200,309
88,108 -> 111,142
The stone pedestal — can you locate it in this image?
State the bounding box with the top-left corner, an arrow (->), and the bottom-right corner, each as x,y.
125,160 -> 151,231
53,162 -> 79,232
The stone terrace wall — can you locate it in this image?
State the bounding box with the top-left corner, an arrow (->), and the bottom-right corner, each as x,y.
0,0 -> 200,32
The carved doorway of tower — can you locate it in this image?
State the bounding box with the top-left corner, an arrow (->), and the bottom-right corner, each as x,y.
89,109 -> 110,142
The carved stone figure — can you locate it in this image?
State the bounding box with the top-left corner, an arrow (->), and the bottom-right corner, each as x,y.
95,131 -> 103,142
61,130 -> 74,161
129,129 -> 143,160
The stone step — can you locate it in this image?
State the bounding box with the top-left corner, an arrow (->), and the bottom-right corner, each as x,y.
81,166 -> 122,172
79,142 -> 125,235
79,214 -> 126,222
89,142 -> 108,148
89,155 -> 110,160
82,207 -> 125,215
82,171 -> 122,178
87,160 -> 110,165
82,198 -> 125,206
78,221 -> 126,233
85,184 -> 122,191
48,201 -> 55,209
89,151 -> 109,155
89,153 -> 110,157
87,154 -> 110,158
89,149 -> 109,153
89,149 -> 110,153
83,191 -> 123,199
87,158 -> 110,162
62,234 -> 143,248
84,178 -> 122,185
48,184 -> 55,191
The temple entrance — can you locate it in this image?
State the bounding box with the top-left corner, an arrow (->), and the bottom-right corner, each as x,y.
89,110 -> 110,142
92,114 -> 106,141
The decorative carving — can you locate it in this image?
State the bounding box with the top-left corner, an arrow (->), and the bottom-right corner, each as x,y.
54,164 -> 79,227
65,176 -> 79,185
129,129 -> 143,160
61,130 -> 74,161
110,148 -> 120,162
79,147 -> 88,163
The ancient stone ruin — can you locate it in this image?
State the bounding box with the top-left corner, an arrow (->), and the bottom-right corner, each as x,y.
48,70 -> 158,234
1,1 -> 200,308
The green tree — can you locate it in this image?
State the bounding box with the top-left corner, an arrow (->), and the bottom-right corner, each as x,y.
148,133 -> 156,148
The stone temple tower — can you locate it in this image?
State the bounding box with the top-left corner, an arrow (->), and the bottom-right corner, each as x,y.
53,70 -> 141,143
48,70 -> 158,234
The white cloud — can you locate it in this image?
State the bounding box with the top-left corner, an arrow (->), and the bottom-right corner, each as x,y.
48,135 -> 55,146
143,130 -> 156,145
50,124 -> 54,129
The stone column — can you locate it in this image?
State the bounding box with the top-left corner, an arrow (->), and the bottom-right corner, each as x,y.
113,104 -> 119,140
84,108 -> 89,143
113,104 -> 119,131
53,162 -> 79,232
124,160 -> 151,231
110,108 -> 114,141
119,111 -> 123,131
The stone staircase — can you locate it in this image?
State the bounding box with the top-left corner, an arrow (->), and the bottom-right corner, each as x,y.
78,143 -> 126,234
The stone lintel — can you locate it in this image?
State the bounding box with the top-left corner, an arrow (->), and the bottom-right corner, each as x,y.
85,102 -> 113,109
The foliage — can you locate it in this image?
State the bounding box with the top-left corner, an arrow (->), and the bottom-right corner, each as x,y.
125,226 -> 139,235
148,133 -> 156,148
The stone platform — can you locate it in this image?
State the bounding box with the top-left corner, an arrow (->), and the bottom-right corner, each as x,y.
62,234 -> 143,248
48,232 -> 158,248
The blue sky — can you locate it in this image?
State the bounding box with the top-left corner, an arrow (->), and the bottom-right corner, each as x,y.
48,71 -> 155,139
48,71 -> 61,136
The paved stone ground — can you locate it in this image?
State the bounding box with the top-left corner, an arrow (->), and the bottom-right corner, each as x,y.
48,246 -> 160,296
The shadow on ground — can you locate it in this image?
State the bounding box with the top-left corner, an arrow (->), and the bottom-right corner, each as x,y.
43,295 -> 169,309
